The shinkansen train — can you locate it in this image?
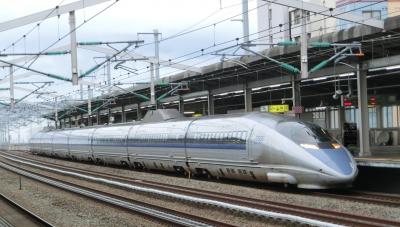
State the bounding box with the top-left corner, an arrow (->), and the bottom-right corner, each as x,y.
29,109 -> 358,189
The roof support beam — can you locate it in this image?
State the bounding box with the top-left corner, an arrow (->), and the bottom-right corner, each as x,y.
262,0 -> 384,29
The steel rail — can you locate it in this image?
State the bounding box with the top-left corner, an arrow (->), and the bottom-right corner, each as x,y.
0,152 -> 342,227
0,160 -> 231,227
14,151 -> 400,207
0,193 -> 53,227
4,152 -> 400,226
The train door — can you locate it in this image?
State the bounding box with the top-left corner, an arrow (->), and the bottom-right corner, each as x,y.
246,127 -> 255,161
90,128 -> 99,162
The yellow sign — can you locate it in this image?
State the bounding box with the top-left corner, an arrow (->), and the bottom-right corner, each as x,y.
267,104 -> 289,113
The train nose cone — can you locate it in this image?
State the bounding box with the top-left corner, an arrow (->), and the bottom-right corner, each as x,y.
310,148 -> 354,176
317,148 -> 358,184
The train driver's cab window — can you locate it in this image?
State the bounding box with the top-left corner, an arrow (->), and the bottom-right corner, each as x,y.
276,121 -> 339,149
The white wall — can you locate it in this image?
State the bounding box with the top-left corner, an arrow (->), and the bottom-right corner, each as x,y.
257,0 -> 336,47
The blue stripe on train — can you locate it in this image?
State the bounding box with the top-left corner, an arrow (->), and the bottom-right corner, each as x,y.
65,143 -> 246,150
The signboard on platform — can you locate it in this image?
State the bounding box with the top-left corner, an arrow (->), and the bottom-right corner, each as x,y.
260,104 -> 289,113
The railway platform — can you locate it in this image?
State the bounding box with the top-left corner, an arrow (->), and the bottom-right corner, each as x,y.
355,146 -> 400,168
353,151 -> 400,193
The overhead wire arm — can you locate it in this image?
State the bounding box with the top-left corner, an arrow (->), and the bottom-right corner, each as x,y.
0,51 -> 69,57
79,42 -> 139,78
241,46 -> 300,74
14,83 -> 51,104
309,42 -> 362,73
0,59 -> 71,82
113,84 -> 150,101
78,40 -> 144,46
156,82 -> 188,101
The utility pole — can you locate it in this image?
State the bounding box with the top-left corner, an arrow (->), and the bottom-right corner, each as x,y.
69,11 -> 78,85
107,56 -> 111,93
153,29 -> 160,81
150,63 -> 156,108
300,9 -> 308,79
9,66 -> 15,110
88,85 -> 92,126
55,97 -> 58,129
138,30 -> 162,82
292,7 -> 308,118
242,0 -> 250,44
241,0 -> 250,55
80,82 -> 84,100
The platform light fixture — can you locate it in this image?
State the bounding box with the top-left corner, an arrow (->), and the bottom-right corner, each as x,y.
269,84 -> 281,88
184,98 -> 196,102
312,76 -> 327,81
338,72 -> 354,77
369,64 -> 400,72
215,92 -> 229,96
385,64 -> 400,70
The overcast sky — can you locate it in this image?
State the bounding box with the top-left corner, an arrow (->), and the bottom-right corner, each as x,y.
0,0 -> 260,101
0,0 -> 261,141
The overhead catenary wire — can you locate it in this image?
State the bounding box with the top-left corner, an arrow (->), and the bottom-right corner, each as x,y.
5,0 -> 394,105
2,0 -> 382,85
107,0 -> 387,84
0,0 -> 67,54
0,0 -> 392,126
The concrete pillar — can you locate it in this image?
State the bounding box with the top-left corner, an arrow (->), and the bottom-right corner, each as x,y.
178,96 -> 184,114
325,107 -> 331,129
338,106 -> 345,143
108,109 -> 112,124
80,114 -> 84,126
357,63 -> 371,156
97,111 -> 100,125
121,105 -> 127,123
376,105 -> 383,128
88,115 -> 92,126
137,103 -> 142,121
244,87 -> 252,112
292,76 -> 301,118
208,93 -> 214,115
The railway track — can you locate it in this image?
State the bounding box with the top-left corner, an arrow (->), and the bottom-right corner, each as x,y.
6,151 -> 400,207
2,151 -> 400,227
0,193 -> 53,227
0,160 -> 233,227
312,190 -> 400,207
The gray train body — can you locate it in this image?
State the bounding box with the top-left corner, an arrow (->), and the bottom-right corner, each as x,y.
29,110 -> 358,189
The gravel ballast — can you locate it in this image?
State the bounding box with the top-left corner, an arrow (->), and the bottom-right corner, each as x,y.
4,150 -> 400,223
0,168 -> 166,227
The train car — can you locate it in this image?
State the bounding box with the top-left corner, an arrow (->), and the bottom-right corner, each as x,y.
29,109 -> 358,189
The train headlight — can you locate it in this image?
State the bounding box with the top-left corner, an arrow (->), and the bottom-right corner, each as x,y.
332,143 -> 341,149
300,143 -> 319,149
